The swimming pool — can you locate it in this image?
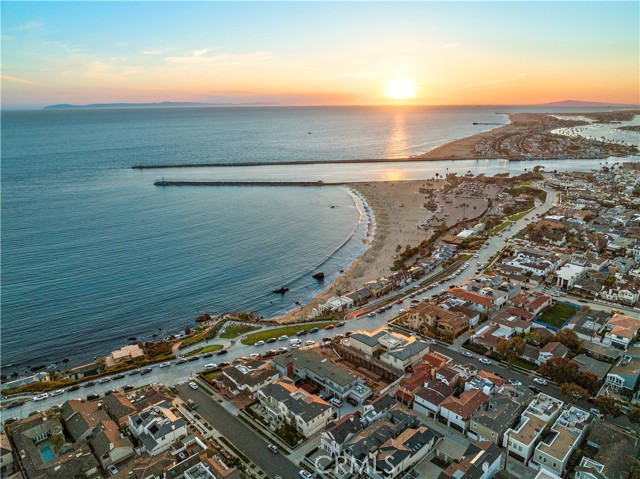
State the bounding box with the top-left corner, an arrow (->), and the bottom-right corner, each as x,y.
40,444 -> 55,462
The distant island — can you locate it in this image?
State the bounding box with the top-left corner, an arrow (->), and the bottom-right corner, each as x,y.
43,101 -> 279,110
534,99 -> 639,107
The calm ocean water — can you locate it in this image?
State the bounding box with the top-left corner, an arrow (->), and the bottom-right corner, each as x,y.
1,105 -> 634,372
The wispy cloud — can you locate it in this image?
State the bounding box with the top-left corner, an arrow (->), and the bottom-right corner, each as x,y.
17,20 -> 43,32
164,49 -> 273,66
1,74 -> 33,85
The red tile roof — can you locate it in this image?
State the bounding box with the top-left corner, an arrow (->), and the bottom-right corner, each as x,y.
441,389 -> 489,419
449,288 -> 494,307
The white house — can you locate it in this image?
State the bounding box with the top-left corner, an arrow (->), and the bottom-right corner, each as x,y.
127,403 -> 188,456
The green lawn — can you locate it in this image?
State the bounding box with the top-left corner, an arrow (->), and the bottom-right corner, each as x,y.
507,207 -> 535,222
185,344 -> 224,356
219,323 -> 261,339
489,221 -> 511,236
241,321 -> 335,345
538,302 -> 579,328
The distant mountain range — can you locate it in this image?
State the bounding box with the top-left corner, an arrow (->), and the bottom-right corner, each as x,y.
534,100 -> 638,107
43,101 -> 279,110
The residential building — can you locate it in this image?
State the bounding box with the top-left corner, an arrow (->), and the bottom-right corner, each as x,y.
128,402 -> 188,456
503,393 -> 564,464
256,377 -> 332,437
605,355 -> 640,391
102,392 -> 137,428
574,420 -> 639,479
413,380 -> 456,418
346,327 -> 430,370
104,344 -> 145,368
439,389 -> 489,432
1,433 -> 15,477
602,313 -> 640,349
469,395 -> 521,444
61,400 -> 111,443
447,288 -> 496,314
537,342 -> 569,365
438,441 -> 503,479
219,361 -> 279,394
271,349 -> 371,402
530,406 -> 593,476
89,420 -> 134,469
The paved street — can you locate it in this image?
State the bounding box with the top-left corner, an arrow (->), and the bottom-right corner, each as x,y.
176,383 -> 302,479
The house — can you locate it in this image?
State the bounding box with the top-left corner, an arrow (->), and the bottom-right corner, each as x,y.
503,393 -> 564,464
439,389 -> 489,432
345,327 -> 430,370
447,288 -> 496,314
438,441 -> 503,479
599,286 -> 640,306
102,392 -> 137,428
574,420 -> 639,479
271,349 -> 371,403
530,406 -> 593,476
61,400 -> 111,443
413,380 -> 456,418
510,292 -> 552,317
89,420 -> 134,469
1,371 -> 51,390
104,344 -> 145,368
556,263 -> 586,289
537,342 -> 569,365
573,354 -> 612,381
567,310 -> 611,342
605,356 -> 640,392
345,287 -> 374,306
602,313 -> 640,349
319,295 -> 355,313
320,412 -> 366,457
1,433 -> 15,478
435,365 -> 460,387
373,425 -> 441,479
256,377 -> 332,437
401,303 -> 472,339
469,395 -> 521,444
396,363 -> 433,406
11,413 -> 100,479
365,278 -> 394,297
128,402 -> 188,456
219,361 -> 279,394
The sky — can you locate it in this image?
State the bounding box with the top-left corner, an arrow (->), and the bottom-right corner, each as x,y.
2,1 -> 639,108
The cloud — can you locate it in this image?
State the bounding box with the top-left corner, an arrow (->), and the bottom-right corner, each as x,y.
164,50 -> 273,66
1,74 -> 33,85
17,20 -> 43,32
142,50 -> 163,56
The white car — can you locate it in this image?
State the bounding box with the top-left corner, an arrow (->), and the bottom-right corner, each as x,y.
189,382 -> 198,390
50,389 -> 65,397
508,379 -> 522,386
462,351 -> 473,358
299,470 -> 314,479
204,363 -> 217,370
159,362 -> 171,368
249,353 -> 260,358
479,358 -> 492,365
277,347 -> 288,353
278,335 -> 288,341
305,340 -> 316,346
33,393 -> 49,401
533,378 -> 548,385
107,464 -> 118,475
97,377 -> 111,384
398,308 -> 406,313
254,340 -> 265,347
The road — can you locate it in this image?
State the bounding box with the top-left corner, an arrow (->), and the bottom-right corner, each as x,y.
176,383 -> 302,479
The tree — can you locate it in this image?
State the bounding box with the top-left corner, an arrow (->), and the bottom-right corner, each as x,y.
560,382 -> 589,400
538,357 -> 579,383
594,396 -> 622,417
575,371 -> 600,395
629,407 -> 640,424
495,336 -> 526,367
553,329 -> 583,353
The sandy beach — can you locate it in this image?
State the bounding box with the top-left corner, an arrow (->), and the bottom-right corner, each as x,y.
276,179 -> 491,323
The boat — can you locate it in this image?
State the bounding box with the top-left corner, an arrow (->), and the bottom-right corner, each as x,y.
312,272 -> 325,280
272,287 -> 289,294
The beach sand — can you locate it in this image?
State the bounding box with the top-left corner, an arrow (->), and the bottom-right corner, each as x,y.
276,179 -> 490,323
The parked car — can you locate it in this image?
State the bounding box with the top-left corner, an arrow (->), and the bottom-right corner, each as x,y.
87,393 -> 100,401
176,358 -> 188,365
528,385 -> 541,394
216,349 -> 228,356
508,379 -> 522,386
250,353 -> 261,358
305,340 -> 316,346
219,361 -> 230,367
50,389 -> 65,397
324,324 -> 335,330
398,309 -> 406,313
6,400 -> 24,409
202,352 -> 214,358
296,330 -> 308,336
278,335 -> 289,341
169,385 -> 179,394
159,362 -> 171,368
112,374 -> 125,380
267,444 -> 280,454
346,397 -> 358,407
277,347 -> 288,353
330,398 -> 343,407
254,340 -> 265,346
462,351 -> 473,358
299,471 -> 314,479
336,321 -> 346,327
533,378 -> 548,385
479,358 -> 492,365
123,384 -> 135,391
107,465 -> 118,476
67,385 -> 80,392
308,328 -> 319,333
97,377 -> 111,384
204,363 -> 217,370
140,368 -> 153,375
187,399 -> 197,410
84,381 -> 96,388
128,370 -> 140,376
188,355 -> 200,362
33,393 -> 49,402
266,338 -> 277,343
189,382 -> 198,390
368,312 -> 376,317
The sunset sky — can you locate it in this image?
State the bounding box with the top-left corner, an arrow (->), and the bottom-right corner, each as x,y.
2,1 -> 639,108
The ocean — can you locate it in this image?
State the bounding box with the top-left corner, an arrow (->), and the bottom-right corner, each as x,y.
1,105 -> 635,372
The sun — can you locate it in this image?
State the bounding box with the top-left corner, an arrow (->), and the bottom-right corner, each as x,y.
385,77 -> 418,100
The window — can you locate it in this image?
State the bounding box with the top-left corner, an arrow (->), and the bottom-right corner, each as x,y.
553,463 -> 557,468
491,432 -> 495,437
543,458 -> 547,463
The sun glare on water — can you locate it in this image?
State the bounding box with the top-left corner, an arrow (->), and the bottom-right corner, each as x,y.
385,77 -> 418,100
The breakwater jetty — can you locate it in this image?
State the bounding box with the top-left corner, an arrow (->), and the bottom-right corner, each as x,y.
154,180 -> 344,187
